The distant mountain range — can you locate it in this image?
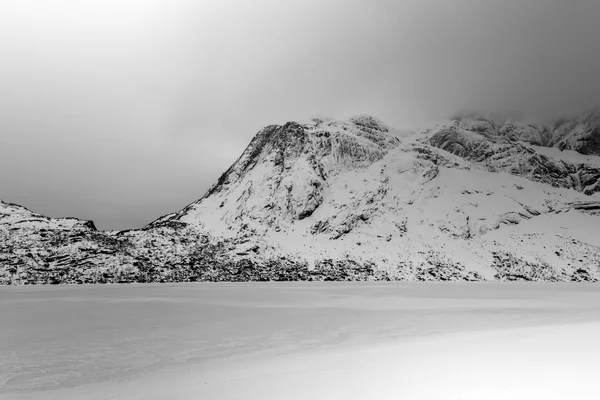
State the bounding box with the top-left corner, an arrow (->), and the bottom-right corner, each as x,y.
2,110 -> 600,284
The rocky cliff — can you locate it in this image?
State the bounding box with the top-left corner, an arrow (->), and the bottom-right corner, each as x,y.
451,108 -> 600,155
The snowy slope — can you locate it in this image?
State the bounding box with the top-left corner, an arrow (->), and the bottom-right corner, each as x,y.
148,114 -> 600,281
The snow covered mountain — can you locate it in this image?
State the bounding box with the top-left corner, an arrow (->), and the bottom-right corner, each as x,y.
148,112 -> 600,281
2,111 -> 600,284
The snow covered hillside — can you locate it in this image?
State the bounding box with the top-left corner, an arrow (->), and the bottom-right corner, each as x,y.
2,111 -> 600,284
148,112 -> 600,281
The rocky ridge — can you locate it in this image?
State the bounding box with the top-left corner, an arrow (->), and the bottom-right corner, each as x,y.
451,108 -> 600,155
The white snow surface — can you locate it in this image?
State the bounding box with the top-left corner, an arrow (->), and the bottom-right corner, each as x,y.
4,283 -> 600,400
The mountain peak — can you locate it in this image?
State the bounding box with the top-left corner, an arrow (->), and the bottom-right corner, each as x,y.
143,112 -> 600,281
347,114 -> 390,133
147,116 -> 401,230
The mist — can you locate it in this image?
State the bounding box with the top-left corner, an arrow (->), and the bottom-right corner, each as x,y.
1,0 -> 598,230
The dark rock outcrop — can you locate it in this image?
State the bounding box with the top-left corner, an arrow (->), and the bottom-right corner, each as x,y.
430,128 -> 600,194
452,108 -> 600,155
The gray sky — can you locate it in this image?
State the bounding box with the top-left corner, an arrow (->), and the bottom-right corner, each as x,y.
1,0 -> 599,230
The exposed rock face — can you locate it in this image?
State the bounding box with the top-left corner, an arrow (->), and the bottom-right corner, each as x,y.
0,200 -> 133,284
451,108 -> 600,155
149,115 -> 401,231
491,252 -> 565,282
429,128 -> 600,194
568,200 -> 600,214
2,111 -> 600,284
554,109 -> 600,155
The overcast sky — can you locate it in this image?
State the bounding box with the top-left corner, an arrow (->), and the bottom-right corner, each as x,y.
1,0 -> 599,230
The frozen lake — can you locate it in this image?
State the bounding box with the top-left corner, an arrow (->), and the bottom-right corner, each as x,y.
2,282 -> 600,399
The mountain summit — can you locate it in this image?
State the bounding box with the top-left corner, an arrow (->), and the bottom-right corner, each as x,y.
2,112 -> 600,284
147,112 -> 600,281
